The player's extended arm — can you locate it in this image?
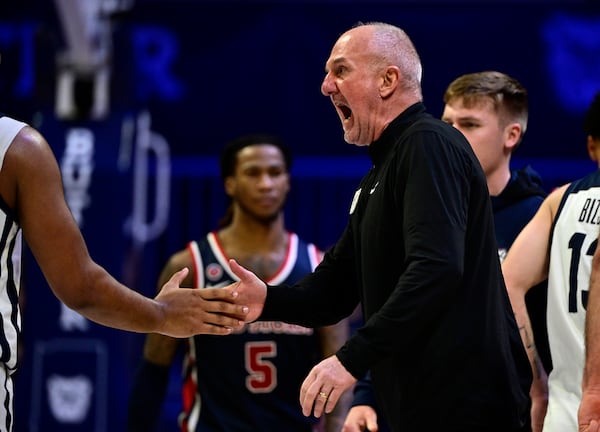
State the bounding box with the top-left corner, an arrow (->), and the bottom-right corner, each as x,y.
503,188 -> 564,431
579,229 -> 600,432
11,126 -> 247,337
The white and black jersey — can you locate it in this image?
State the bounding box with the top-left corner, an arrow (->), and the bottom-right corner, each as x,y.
0,115 -> 27,431
544,169 -> 600,431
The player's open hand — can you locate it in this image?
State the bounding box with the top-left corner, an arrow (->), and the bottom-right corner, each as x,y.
155,267 -> 248,337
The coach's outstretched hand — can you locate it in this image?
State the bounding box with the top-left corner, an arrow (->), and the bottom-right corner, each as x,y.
155,268 -> 248,337
225,259 -> 267,322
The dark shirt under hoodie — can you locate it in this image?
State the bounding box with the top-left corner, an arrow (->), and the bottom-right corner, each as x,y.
261,102 -> 532,431
493,166 -> 547,259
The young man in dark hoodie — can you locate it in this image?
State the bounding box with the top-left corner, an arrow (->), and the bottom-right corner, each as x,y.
343,71 -> 548,432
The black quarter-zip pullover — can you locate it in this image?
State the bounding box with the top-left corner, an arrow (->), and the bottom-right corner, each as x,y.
262,102 -> 532,431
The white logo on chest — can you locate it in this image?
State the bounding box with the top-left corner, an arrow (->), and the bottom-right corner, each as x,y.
350,188 -> 361,214
369,182 -> 379,194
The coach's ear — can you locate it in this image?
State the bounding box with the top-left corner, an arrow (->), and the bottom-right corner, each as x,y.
380,65 -> 400,99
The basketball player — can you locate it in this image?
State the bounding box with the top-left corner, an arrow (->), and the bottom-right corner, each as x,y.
502,91 -> 600,431
127,134 -> 349,432
343,70 -> 548,432
0,114 -> 248,431
581,153 -> 600,431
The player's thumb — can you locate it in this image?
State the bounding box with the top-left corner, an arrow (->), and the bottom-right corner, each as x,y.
167,267 -> 189,288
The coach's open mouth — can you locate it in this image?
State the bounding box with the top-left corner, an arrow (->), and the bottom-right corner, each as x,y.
336,102 -> 352,121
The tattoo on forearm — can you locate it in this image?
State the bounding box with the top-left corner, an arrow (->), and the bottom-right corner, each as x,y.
519,324 -> 543,379
518,325 -> 534,349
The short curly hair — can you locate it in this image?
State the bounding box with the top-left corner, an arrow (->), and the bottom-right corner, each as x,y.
220,133 -> 292,179
217,133 -> 292,228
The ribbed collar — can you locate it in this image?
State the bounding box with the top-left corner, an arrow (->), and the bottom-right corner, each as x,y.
367,102 -> 427,165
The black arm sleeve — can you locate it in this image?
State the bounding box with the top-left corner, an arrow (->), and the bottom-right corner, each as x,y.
126,359 -> 170,432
